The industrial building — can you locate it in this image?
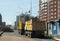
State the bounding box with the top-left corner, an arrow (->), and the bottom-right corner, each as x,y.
0,14 -> 6,28
14,21 -> 17,30
20,14 -> 30,23
0,14 -> 2,26
14,13 -> 30,30
14,16 -> 19,30
39,0 -> 60,36
2,22 -> 6,26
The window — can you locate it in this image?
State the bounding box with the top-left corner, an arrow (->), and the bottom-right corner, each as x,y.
44,16 -> 46,17
41,4 -> 44,7
51,16 -> 53,18
50,2 -> 53,4
45,10 -> 47,11
51,9 -> 53,11
54,5 -> 56,7
51,13 -> 53,15
42,7 -> 44,10
54,1 -> 56,4
45,7 -> 47,8
53,23 -> 56,30
51,6 -> 53,8
54,12 -> 56,15
44,19 -> 46,20
45,13 -> 47,14
54,8 -> 56,11
45,3 -> 47,5
54,16 -> 56,18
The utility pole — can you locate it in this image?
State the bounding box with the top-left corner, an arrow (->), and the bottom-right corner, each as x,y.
31,0 -> 32,15
28,0 -> 32,16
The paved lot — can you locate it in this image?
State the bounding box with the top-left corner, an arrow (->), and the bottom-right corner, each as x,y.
0,30 -> 55,41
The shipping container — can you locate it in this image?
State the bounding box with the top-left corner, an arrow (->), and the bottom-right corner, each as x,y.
25,19 -> 46,38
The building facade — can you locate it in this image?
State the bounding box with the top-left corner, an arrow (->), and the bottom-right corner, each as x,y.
39,0 -> 49,21
39,0 -> 60,21
39,0 -> 60,36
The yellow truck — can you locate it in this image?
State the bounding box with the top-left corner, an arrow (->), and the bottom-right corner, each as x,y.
25,19 -> 46,38
18,21 -> 25,35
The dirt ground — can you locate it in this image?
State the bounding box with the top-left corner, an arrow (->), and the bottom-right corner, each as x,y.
0,35 -> 37,41
0,35 -> 55,41
0,30 -> 54,41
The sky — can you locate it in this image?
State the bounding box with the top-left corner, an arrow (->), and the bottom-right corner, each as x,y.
0,0 -> 39,25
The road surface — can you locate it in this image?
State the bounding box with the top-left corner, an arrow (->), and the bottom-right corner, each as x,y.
0,30 -> 54,41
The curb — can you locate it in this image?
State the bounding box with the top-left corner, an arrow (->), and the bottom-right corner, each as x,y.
53,37 -> 60,41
